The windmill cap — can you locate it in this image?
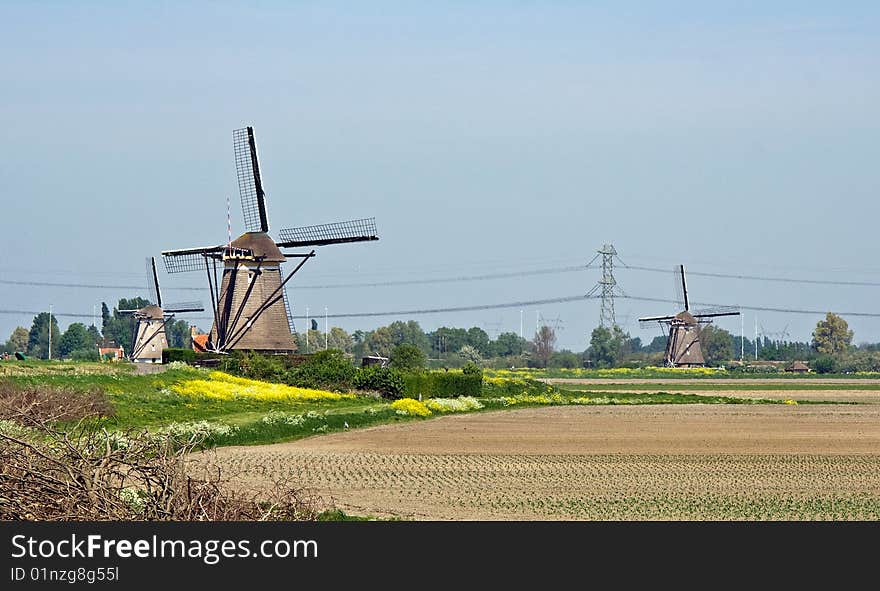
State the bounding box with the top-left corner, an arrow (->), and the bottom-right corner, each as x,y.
230,231 -> 285,263
138,305 -> 164,319
674,310 -> 698,325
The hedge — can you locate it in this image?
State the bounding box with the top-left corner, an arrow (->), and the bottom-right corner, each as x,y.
403,371 -> 483,399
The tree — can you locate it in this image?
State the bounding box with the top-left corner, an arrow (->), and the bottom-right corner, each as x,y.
644,335 -> 668,353
27,312 -> 61,359
466,327 -> 491,357
387,321 -> 430,353
588,326 -> 617,368
390,343 -> 427,371
430,327 -> 469,357
4,326 -> 29,354
101,297 -> 151,352
811,313 -> 853,356
458,344 -> 483,364
549,349 -> 580,368
165,319 -> 192,349
700,325 -> 734,366
364,326 -> 394,357
532,325 -> 556,368
494,332 -> 527,357
327,327 -> 353,353
59,323 -> 93,357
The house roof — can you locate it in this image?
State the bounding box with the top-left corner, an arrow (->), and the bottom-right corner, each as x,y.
192,333 -> 210,352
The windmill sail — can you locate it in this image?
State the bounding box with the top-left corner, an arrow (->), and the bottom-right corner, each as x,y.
276,217 -> 379,248
164,301 -> 204,313
147,257 -> 161,307
161,245 -> 226,273
234,126 -> 268,233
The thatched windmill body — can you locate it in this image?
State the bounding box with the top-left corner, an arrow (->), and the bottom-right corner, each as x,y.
639,265 -> 740,367
161,126 -> 378,353
120,258 -> 203,363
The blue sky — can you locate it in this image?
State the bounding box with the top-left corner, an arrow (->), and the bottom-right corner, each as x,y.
1,2 -> 879,351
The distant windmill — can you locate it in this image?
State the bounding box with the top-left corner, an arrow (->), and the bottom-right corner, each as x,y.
161,126 -> 378,353
638,265 -> 740,367
119,257 -> 203,363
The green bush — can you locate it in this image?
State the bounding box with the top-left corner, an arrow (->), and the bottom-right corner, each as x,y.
353,366 -> 405,399
162,348 -> 196,364
69,348 -> 99,362
235,351 -> 286,381
285,349 -> 357,391
461,361 -> 483,379
481,377 -> 554,398
812,356 -> 837,374
403,371 -> 483,399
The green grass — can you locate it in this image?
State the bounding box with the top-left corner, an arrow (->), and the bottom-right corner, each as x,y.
0,361 -> 857,450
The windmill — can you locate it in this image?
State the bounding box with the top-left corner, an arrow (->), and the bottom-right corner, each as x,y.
638,265 -> 740,367
161,126 -> 378,353
119,257 -> 203,363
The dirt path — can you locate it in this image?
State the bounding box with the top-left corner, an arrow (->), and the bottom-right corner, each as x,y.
196,405 -> 880,520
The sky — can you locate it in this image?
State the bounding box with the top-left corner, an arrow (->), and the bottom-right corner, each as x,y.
1,1 -> 879,352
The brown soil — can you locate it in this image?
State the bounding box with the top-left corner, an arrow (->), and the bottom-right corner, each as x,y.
196,405 -> 880,520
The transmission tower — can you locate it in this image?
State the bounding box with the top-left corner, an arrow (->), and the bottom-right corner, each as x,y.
586,244 -> 627,327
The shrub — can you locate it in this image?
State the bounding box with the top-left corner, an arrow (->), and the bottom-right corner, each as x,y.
812,356 -> 837,374
69,348 -> 99,362
0,381 -> 114,423
403,371 -> 482,399
353,366 -> 405,399
236,351 -> 286,381
285,349 -> 357,391
461,361 -> 483,379
390,344 -> 427,371
0,418 -> 318,521
162,348 -> 196,364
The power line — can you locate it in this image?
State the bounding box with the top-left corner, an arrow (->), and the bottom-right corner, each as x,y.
3,293 -> 880,323
6,261 -> 880,292
622,265 -> 880,288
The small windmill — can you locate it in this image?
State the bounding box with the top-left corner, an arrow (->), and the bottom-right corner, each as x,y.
119,257 -> 203,363
161,126 -> 378,353
638,265 -> 740,367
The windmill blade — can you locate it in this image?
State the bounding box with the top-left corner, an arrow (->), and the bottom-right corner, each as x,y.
233,126 -> 268,233
693,311 -> 741,319
276,217 -> 379,248
638,314 -> 675,325
161,246 -> 224,273
146,257 -> 160,307
672,265 -> 685,310
164,301 -> 205,313
691,306 -> 741,317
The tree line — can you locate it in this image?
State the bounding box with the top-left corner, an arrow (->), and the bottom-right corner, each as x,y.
2,293 -> 873,372
1,298 -> 191,360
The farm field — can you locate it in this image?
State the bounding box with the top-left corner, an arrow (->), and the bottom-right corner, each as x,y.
196,404 -> 880,520
549,379 -> 880,404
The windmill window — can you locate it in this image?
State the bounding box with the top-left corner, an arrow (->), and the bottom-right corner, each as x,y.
151,344 -> 156,351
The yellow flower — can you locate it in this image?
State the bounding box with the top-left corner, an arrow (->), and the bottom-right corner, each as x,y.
391,398 -> 432,417
171,371 -> 354,402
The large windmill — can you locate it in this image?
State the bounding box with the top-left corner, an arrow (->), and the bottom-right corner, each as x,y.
119,257 -> 203,363
161,126 -> 378,353
638,265 -> 740,367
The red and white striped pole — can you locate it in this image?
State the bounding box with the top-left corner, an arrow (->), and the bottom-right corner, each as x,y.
226,195 -> 232,247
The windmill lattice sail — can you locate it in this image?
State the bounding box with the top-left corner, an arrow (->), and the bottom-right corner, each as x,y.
277,218 -> 378,248
234,126 -> 268,233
